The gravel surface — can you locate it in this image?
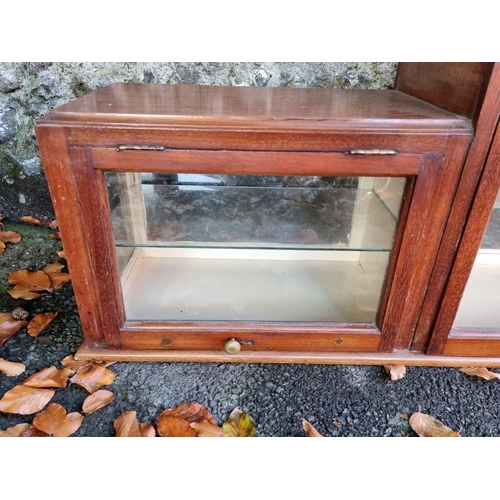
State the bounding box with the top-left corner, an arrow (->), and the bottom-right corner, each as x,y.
2,221 -> 500,437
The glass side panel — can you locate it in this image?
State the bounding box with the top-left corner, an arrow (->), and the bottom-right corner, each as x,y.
454,189 -> 500,329
106,173 -> 406,323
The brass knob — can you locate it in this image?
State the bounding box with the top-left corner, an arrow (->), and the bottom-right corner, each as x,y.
224,338 -> 241,354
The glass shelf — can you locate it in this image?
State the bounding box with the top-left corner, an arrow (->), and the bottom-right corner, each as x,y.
106,172 -> 405,323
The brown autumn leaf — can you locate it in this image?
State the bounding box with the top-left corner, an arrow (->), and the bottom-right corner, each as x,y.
48,232 -> 61,240
0,385 -> 54,414
302,418 -> 324,437
0,316 -> 26,347
20,425 -> 49,437
384,365 -> 407,381
114,410 -> 155,437
43,262 -> 65,274
222,407 -> 257,437
460,367 -> 500,381
21,366 -> 74,389
190,420 -> 224,437
46,272 -> 71,290
8,270 -> 51,292
409,411 -> 460,437
61,355 -> 115,373
0,230 -> 22,244
7,289 -> 40,300
82,389 -> 114,414
19,216 -> 41,225
0,423 -> 32,437
33,403 -> 84,437
70,364 -> 116,393
48,220 -> 58,229
27,310 -> 62,337
0,358 -> 26,377
56,250 -> 66,259
0,240 -> 4,254
157,402 -> 218,437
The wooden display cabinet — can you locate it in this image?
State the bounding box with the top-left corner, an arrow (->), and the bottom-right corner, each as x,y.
36,73 -> 478,365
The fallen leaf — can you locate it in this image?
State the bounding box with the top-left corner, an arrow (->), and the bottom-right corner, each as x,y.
33,403 -> 84,437
70,364 -> 116,393
48,233 -> 61,240
302,419 -> 324,437
0,317 -> 26,347
46,272 -> 71,289
0,313 -> 15,323
82,389 -> 114,414
0,231 -> 22,244
43,262 -> 65,274
190,420 -> 224,437
7,289 -> 40,300
27,310 -> 62,337
384,365 -> 407,381
0,241 -> 4,254
222,407 -> 257,437
157,403 -> 218,437
460,367 -> 500,381
114,410 -> 154,437
20,425 -> 49,437
0,358 -> 26,377
21,366 -> 74,388
0,423 -> 32,437
0,385 -> 54,414
409,411 -> 460,437
48,220 -> 58,229
8,270 -> 51,292
56,250 -> 66,259
19,216 -> 41,225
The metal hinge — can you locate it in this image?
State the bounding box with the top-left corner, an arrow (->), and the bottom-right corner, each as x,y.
117,145 -> 165,151
349,149 -> 396,155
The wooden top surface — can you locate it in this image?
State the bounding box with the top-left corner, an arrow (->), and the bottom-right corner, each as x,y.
39,83 -> 470,132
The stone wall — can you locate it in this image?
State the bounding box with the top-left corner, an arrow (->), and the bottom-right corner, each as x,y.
0,62 -> 397,219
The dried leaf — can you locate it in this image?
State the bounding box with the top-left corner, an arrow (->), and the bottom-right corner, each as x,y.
47,272 -> 71,289
222,407 -> 257,437
0,385 -> 54,414
384,365 -> 407,381
48,220 -> 58,229
7,289 -> 40,300
409,411 -> 460,437
8,270 -> 51,292
33,403 -> 84,437
20,425 -> 49,437
139,423 -> 156,437
27,310 -> 62,337
21,366 -> 74,388
82,389 -> 114,414
0,318 -> 26,347
157,416 -> 198,437
43,262 -> 65,274
0,423 -> 32,437
157,403 -> 218,437
19,216 -> 41,225
0,231 -> 22,244
56,250 -> 66,259
0,358 -> 26,377
48,232 -> 61,240
302,419 -> 324,437
460,367 -> 500,381
70,364 -> 116,393
114,411 -> 142,437
0,240 -> 4,254
190,420 -> 224,437
0,313 -> 15,323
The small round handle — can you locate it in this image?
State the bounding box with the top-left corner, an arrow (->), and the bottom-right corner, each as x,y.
224,338 -> 241,354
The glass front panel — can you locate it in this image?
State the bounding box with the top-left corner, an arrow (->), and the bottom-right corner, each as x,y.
454,189 -> 500,329
106,173 -> 406,323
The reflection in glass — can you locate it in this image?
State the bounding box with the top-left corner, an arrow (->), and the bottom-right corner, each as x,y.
106,173 -> 405,323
